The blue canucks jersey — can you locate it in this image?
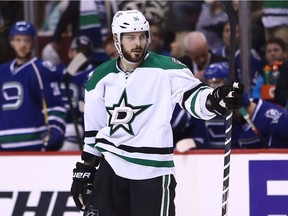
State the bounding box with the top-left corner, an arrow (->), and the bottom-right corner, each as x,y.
59,63 -> 94,127
239,99 -> 288,148
0,57 -> 66,150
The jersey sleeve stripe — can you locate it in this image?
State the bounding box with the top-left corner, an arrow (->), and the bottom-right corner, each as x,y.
84,130 -> 98,137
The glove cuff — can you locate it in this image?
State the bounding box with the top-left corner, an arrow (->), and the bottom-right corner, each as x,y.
76,162 -> 95,170
205,92 -> 227,116
205,93 -> 214,113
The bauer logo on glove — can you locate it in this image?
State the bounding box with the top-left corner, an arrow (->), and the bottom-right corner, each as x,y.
73,171 -> 92,179
71,162 -> 96,211
206,82 -> 244,116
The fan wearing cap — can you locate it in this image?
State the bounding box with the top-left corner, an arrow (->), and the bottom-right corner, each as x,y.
70,10 -> 244,215
57,35 -> 95,151
204,61 -> 229,89
0,21 -> 66,151
203,62 -> 243,149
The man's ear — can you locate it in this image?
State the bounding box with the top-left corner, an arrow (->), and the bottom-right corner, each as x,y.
10,40 -> 14,48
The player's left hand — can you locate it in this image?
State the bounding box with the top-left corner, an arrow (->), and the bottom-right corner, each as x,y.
206,82 -> 244,115
71,162 -> 96,211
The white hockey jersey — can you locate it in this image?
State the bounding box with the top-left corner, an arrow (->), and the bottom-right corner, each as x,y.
83,52 -> 216,179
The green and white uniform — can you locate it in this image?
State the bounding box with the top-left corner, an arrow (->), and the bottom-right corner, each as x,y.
83,52 -> 216,180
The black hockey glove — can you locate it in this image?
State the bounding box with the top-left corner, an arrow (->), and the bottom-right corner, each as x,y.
71,162 -> 96,211
206,82 -> 244,116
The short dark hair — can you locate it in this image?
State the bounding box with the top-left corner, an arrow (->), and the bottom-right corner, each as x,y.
70,35 -> 93,56
265,37 -> 287,52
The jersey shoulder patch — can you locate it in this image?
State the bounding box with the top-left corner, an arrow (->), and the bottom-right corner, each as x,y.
41,60 -> 57,72
142,52 -> 188,70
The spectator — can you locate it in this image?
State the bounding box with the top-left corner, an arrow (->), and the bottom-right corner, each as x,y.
170,31 -> 189,59
42,0 -> 118,66
273,44 -> 288,107
179,31 -> 227,81
166,1 -> 202,32
250,1 -> 266,58
164,1 -> 203,55
0,21 -> 66,151
214,20 -> 264,93
196,0 -> 227,51
262,0 -> 288,45
40,0 -> 69,33
251,38 -> 288,105
70,9 -> 244,214
58,35 -> 95,151
102,33 -> 119,59
148,21 -> 170,56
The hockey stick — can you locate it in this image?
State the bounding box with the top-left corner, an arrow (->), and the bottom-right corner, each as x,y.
175,138 -> 196,153
220,1 -> 237,216
239,107 -> 269,147
32,62 -> 50,151
64,52 -> 88,150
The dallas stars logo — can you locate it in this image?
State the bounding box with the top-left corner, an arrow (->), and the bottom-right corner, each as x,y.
106,89 -> 152,136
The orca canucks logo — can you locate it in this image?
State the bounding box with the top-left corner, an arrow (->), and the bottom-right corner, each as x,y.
265,108 -> 282,124
106,89 -> 152,136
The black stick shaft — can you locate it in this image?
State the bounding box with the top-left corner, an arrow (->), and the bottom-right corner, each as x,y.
221,1 -> 237,216
65,76 -> 84,150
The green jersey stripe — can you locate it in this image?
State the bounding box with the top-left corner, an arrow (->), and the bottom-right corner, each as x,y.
96,146 -> 174,168
80,14 -> 100,26
0,131 -> 43,143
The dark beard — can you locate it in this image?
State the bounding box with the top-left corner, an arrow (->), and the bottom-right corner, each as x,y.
122,47 -> 145,63
14,50 -> 33,62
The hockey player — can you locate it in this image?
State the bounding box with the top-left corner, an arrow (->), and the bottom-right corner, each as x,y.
59,35 -> 95,151
237,97 -> 288,148
70,10 -> 244,215
0,21 -> 66,151
202,62 -> 242,149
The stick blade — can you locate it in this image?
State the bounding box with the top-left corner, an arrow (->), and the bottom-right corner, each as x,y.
176,138 -> 196,153
66,52 -> 88,75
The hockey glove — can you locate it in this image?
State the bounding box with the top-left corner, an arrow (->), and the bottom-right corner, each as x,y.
206,82 -> 244,116
71,162 -> 96,211
42,128 -> 65,151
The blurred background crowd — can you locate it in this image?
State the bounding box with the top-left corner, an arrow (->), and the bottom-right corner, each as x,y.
0,0 -> 288,151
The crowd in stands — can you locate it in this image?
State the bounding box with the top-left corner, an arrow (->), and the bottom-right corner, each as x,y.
0,0 -> 288,151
